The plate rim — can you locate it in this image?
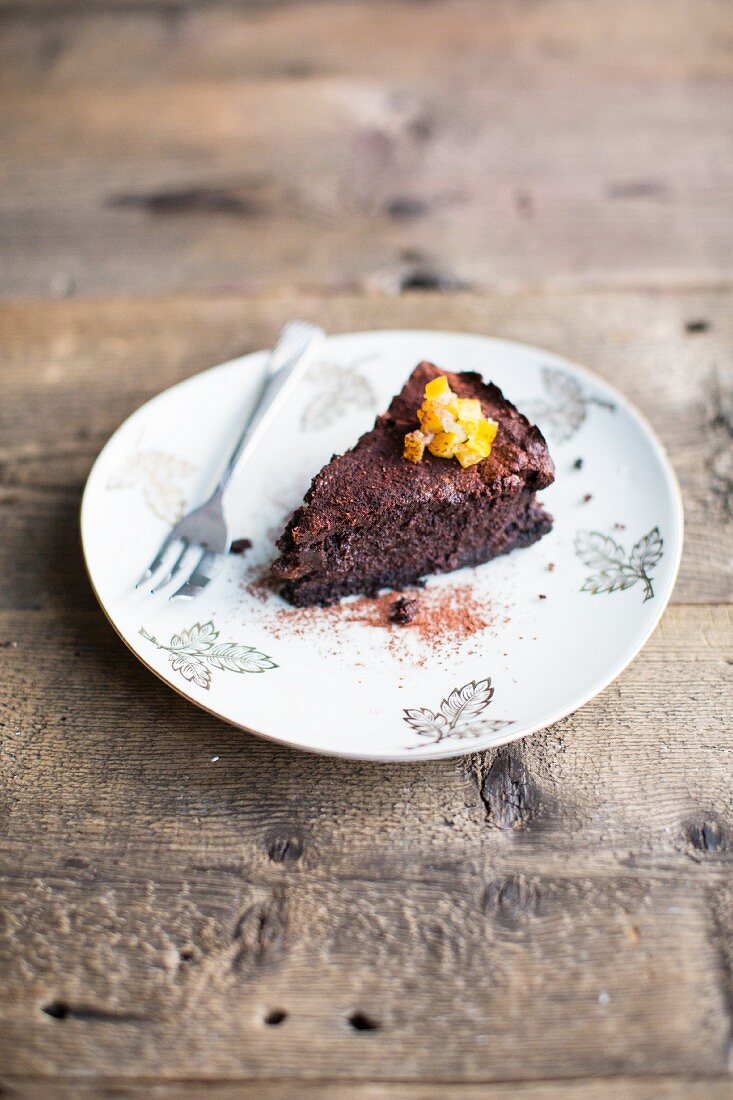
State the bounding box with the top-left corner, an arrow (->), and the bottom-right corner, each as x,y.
80,328 -> 685,762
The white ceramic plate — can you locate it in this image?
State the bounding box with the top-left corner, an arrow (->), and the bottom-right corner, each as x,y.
81,330 -> 683,761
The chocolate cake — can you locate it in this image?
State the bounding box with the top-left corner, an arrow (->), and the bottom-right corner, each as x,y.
271,362 -> 554,606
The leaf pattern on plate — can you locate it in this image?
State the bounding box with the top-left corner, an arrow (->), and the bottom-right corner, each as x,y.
108,447 -> 196,524
300,356 -> 378,430
523,366 -> 616,442
403,677 -> 513,749
140,622 -> 277,690
575,526 -> 663,602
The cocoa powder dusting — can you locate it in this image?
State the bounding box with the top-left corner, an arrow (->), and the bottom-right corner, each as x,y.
268,582 -> 492,650
342,587 -> 491,644
410,585 -> 491,644
244,579 -> 273,604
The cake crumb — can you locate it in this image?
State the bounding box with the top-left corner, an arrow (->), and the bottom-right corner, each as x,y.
573,457 -> 584,470
230,538 -> 252,555
547,562 -> 556,572
582,493 -> 593,503
538,593 -> 547,600
614,522 -> 626,530
390,596 -> 419,624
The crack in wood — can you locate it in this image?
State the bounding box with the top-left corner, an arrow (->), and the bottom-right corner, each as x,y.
109,187 -> 262,218
41,1001 -> 148,1023
708,897 -> 733,1070
231,890 -> 287,971
384,197 -> 428,221
606,180 -> 669,199
704,370 -> 733,519
479,747 -> 541,830
399,269 -> 472,293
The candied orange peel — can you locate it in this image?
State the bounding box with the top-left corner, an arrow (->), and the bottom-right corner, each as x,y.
403,375 -> 498,467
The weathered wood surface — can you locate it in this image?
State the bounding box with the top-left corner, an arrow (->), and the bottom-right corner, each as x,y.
0,292 -> 732,1095
2,0 -> 733,1093
3,1080 -> 733,1100
2,291 -> 731,607
1,0 -> 731,296
0,599 -> 731,1081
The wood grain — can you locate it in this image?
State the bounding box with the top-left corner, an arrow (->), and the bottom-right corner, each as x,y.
2,0 -> 732,1091
0,600 -> 731,1081
0,594 -> 726,1082
1,290 -> 731,606
3,1080 -> 733,1099
0,290 -> 732,1091
0,0 -> 731,295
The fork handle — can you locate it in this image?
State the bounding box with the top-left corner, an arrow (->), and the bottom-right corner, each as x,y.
215,321 -> 325,495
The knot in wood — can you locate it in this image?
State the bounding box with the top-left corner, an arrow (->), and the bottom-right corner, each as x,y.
266,831 -> 304,864
686,819 -> 727,853
232,892 -> 287,971
481,874 -> 542,928
480,748 -> 540,830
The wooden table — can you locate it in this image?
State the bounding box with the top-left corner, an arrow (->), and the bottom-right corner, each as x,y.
1,2 -> 732,1097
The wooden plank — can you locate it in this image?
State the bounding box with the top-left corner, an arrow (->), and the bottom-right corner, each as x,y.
0,290 -> 730,605
1,0 -> 731,1090
1,601 -> 731,879
0,0 -> 731,295
0,293 -> 731,1085
3,1078 -> 733,1099
0,600 -> 731,1080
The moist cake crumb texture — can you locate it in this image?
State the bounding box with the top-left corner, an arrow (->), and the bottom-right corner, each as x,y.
270,361 -> 555,607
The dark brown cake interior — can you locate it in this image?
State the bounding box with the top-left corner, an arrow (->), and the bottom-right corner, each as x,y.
271,362 -> 554,606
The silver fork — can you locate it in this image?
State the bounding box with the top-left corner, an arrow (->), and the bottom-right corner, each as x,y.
136,320 -> 325,600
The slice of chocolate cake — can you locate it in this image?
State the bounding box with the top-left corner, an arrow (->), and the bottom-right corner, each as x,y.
271,362 -> 554,606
